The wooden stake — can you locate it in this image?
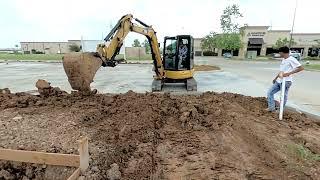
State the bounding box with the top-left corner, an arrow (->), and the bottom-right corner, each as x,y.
78,136 -> 89,173
67,168 -> 81,180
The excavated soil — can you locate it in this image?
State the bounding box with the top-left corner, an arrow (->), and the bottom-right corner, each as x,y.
0,90 -> 320,180
194,65 -> 221,71
62,52 -> 102,92
0,161 -> 76,180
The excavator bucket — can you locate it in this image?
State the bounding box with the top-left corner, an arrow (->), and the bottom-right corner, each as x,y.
62,52 -> 102,92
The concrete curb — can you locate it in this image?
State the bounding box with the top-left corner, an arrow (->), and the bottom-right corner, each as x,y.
287,106 -> 320,121
0,60 -> 62,63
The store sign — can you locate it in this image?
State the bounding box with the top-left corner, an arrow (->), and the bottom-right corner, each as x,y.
247,32 -> 266,37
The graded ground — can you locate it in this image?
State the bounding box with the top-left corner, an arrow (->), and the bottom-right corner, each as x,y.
0,90 -> 319,179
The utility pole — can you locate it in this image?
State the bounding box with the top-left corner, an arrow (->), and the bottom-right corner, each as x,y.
81,36 -> 84,52
289,0 -> 298,49
58,43 -> 61,54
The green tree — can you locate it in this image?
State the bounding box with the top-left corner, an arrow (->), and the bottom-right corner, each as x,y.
14,44 -> 19,54
201,32 -> 218,52
216,33 -> 242,51
132,39 -> 141,47
289,38 -> 296,47
69,44 -> 81,52
142,39 -> 151,53
216,4 -> 243,54
273,38 -> 296,50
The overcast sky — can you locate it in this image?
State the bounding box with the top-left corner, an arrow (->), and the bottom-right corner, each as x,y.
1,0 -> 319,48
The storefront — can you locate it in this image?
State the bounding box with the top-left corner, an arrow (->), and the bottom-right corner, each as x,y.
195,26 -> 320,58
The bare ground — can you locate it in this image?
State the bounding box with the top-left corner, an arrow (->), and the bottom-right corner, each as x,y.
0,91 -> 320,180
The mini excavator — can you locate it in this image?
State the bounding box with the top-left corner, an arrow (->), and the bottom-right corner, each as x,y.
63,14 -> 197,92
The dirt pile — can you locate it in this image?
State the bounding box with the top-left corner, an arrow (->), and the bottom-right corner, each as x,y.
0,88 -> 10,94
0,161 -> 75,180
0,91 -> 319,179
194,65 -> 220,71
62,52 -> 102,92
35,79 -> 67,97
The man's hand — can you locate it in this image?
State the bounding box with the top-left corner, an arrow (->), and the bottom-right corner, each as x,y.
272,79 -> 277,84
272,73 -> 280,84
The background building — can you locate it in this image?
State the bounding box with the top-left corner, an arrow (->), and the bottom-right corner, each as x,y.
20,40 -> 127,55
194,38 -> 203,56
20,40 -> 81,54
194,26 -> 320,58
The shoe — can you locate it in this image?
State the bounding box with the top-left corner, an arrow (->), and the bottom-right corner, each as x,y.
264,108 -> 275,112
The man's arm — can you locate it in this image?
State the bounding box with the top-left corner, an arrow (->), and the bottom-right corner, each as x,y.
283,66 -> 304,77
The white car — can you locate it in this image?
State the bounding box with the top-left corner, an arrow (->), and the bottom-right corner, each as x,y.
290,52 -> 302,61
272,53 -> 281,58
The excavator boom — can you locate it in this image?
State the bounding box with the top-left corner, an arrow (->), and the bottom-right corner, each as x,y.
97,14 -> 164,78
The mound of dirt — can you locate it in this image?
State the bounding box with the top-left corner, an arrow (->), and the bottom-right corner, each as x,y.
194,65 -> 220,71
0,90 -> 319,179
0,161 -> 75,180
35,79 -> 67,97
0,88 -> 10,94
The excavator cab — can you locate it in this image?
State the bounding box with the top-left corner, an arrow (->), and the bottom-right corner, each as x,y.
155,35 -> 196,91
164,35 -> 194,72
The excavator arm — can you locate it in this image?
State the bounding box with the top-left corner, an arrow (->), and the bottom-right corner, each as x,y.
96,14 -> 164,79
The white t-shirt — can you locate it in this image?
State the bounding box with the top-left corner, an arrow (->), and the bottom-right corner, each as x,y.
277,56 -> 301,82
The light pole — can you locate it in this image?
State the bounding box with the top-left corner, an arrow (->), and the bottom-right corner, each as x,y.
58,44 -> 61,54
289,0 -> 298,49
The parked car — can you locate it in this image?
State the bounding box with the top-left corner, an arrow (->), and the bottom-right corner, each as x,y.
115,58 -> 127,64
272,53 -> 281,58
223,52 -> 232,58
290,52 -> 302,61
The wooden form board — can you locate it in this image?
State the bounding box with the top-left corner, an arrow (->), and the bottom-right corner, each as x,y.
0,149 -> 79,167
0,136 -> 89,180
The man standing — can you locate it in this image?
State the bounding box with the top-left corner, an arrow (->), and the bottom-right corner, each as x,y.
266,46 -> 304,112
178,40 -> 188,69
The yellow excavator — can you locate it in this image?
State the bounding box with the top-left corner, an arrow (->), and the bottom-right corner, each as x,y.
63,14 -> 197,92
